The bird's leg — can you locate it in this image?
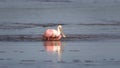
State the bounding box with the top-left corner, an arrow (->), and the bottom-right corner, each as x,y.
43,36 -> 47,40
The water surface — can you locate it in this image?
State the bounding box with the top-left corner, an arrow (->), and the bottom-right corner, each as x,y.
0,2 -> 120,68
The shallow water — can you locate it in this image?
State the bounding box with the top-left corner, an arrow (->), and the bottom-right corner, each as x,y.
0,2 -> 120,68
0,41 -> 120,68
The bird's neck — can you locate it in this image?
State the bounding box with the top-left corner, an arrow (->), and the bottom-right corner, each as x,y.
57,27 -> 61,34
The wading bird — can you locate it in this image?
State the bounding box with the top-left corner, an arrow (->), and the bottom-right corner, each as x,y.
43,25 -> 66,41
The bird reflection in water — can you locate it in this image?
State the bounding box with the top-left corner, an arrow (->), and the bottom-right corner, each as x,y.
44,41 -> 63,61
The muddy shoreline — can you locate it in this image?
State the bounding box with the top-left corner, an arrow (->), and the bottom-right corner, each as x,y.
0,34 -> 120,42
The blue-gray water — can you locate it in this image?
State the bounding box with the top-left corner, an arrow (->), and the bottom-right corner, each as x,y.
0,2 -> 120,68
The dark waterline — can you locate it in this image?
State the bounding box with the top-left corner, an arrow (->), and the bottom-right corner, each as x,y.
0,34 -> 120,42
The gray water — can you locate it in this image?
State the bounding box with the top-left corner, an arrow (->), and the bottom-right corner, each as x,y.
1,41 -> 120,68
0,2 -> 120,24
0,2 -> 120,68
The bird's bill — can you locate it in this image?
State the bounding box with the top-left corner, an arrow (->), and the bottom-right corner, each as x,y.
62,32 -> 66,38
60,28 -> 66,38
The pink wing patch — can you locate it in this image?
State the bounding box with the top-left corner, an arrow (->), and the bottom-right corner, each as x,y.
43,29 -> 62,41
44,29 -> 54,37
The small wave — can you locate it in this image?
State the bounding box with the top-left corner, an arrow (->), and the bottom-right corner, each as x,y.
0,22 -> 66,29
12,23 -> 66,27
77,23 -> 120,26
0,34 -> 120,42
0,22 -> 120,30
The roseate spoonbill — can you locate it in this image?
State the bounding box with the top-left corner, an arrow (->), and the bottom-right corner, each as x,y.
43,25 -> 66,41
